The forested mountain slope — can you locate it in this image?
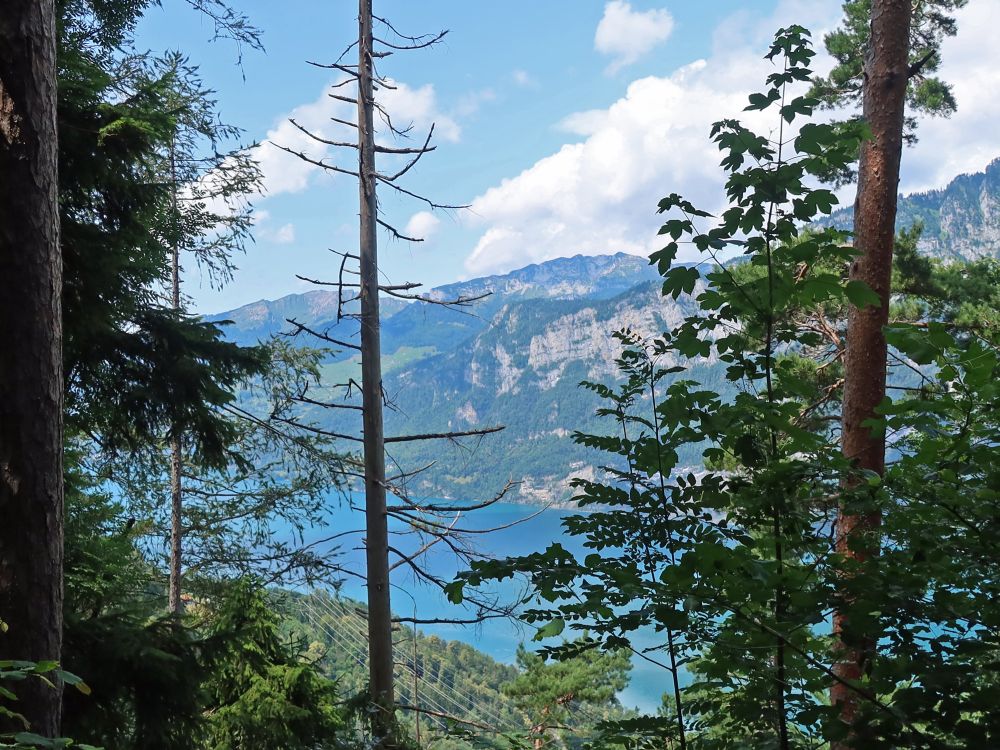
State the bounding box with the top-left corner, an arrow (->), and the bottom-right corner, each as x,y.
279,590 -> 635,746
825,157 -> 1000,260
220,256 -> 706,503
215,160 -> 1000,503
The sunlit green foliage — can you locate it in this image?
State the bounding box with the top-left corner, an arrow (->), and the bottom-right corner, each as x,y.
811,0 -> 967,137
451,26 -> 1000,749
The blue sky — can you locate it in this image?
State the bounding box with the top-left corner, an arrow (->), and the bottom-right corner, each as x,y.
136,1 -> 1000,313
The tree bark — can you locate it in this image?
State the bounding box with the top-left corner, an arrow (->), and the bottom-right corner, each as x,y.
834,0 -> 911,743
168,433 -> 183,613
357,0 -> 396,745
0,0 -> 64,736
168,144 -> 184,615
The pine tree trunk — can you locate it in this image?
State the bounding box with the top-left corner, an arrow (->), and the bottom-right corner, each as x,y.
834,0 -> 911,742
168,146 -> 184,615
168,434 -> 183,614
0,0 -> 64,736
357,0 -> 396,745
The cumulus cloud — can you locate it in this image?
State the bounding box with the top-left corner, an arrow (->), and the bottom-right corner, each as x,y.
595,1 -> 674,74
378,80 -> 461,143
899,0 -> 1000,193
256,87 -> 354,197
512,69 -> 538,88
462,0 -> 837,278
255,79 -> 460,202
465,62 -> 739,275
404,211 -> 441,241
261,223 -> 296,244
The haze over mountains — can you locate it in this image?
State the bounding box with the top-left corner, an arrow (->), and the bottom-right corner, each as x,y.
213,158 -> 1000,503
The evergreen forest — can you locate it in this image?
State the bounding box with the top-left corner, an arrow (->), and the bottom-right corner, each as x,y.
1,1 -> 999,748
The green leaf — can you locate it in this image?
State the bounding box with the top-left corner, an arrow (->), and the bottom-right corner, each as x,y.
662,266 -> 700,300
443,580 -> 464,605
57,670 -> 91,696
845,279 -> 881,308
533,618 -> 566,641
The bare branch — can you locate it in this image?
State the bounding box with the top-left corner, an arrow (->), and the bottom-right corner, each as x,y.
374,30 -> 448,51
291,392 -> 364,412
388,501 -> 547,537
374,143 -> 436,155
388,515 -> 458,572
388,480 -> 517,513
332,39 -> 359,67
306,59 -> 359,74
269,143 -> 359,178
372,14 -> 449,49
270,415 -> 362,443
372,76 -> 398,91
284,318 -> 361,351
385,425 -> 504,443
329,115 -> 359,130
377,217 -> 423,242
385,288 -> 492,315
395,704 -> 497,733
329,78 -> 359,90
379,125 -> 435,181
329,92 -> 360,106
377,177 -> 469,211
288,119 -> 357,150
330,249 -> 360,261
294,273 -> 421,293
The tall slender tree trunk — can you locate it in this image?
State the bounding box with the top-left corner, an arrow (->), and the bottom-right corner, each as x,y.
0,0 -> 64,736
357,1 -> 396,745
834,0 -> 912,742
168,432 -> 183,613
168,145 -> 184,615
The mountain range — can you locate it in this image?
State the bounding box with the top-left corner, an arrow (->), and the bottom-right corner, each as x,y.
212,157 -> 1000,504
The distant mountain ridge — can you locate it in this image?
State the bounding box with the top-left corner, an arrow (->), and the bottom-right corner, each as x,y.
215,160 -> 1000,504
210,252 -> 661,349
826,156 -> 1000,260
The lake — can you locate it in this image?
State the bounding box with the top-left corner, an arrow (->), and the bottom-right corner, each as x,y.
294,494 -> 674,714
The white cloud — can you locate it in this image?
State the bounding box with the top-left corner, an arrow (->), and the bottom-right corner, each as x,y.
256,78 -> 462,202
257,86 -> 354,197
512,69 -> 538,88
404,211 -> 441,241
595,1 -> 674,74
255,216 -> 296,244
272,223 -> 296,244
453,88 -> 497,119
899,0 -> 1000,193
464,0 -> 844,278
379,80 -> 461,143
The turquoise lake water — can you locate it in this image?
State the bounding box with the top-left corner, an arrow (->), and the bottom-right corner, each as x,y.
293,495 -> 672,714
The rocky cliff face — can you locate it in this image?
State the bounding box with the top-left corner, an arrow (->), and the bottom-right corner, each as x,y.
214,256 -> 696,504
374,278 -> 703,504
902,159 -> 1000,260
826,157 -> 1000,261
215,158 -> 1000,503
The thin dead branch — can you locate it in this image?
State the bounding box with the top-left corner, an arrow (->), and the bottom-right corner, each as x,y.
377,217 -> 423,242
268,143 -> 359,178
385,425 -> 504,444
284,318 -> 361,351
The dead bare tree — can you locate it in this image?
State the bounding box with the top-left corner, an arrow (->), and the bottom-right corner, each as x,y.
274,3 -> 538,745
168,141 -> 185,614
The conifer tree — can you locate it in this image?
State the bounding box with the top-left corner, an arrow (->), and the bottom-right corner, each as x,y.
0,0 -> 64,736
813,3 -> 967,740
